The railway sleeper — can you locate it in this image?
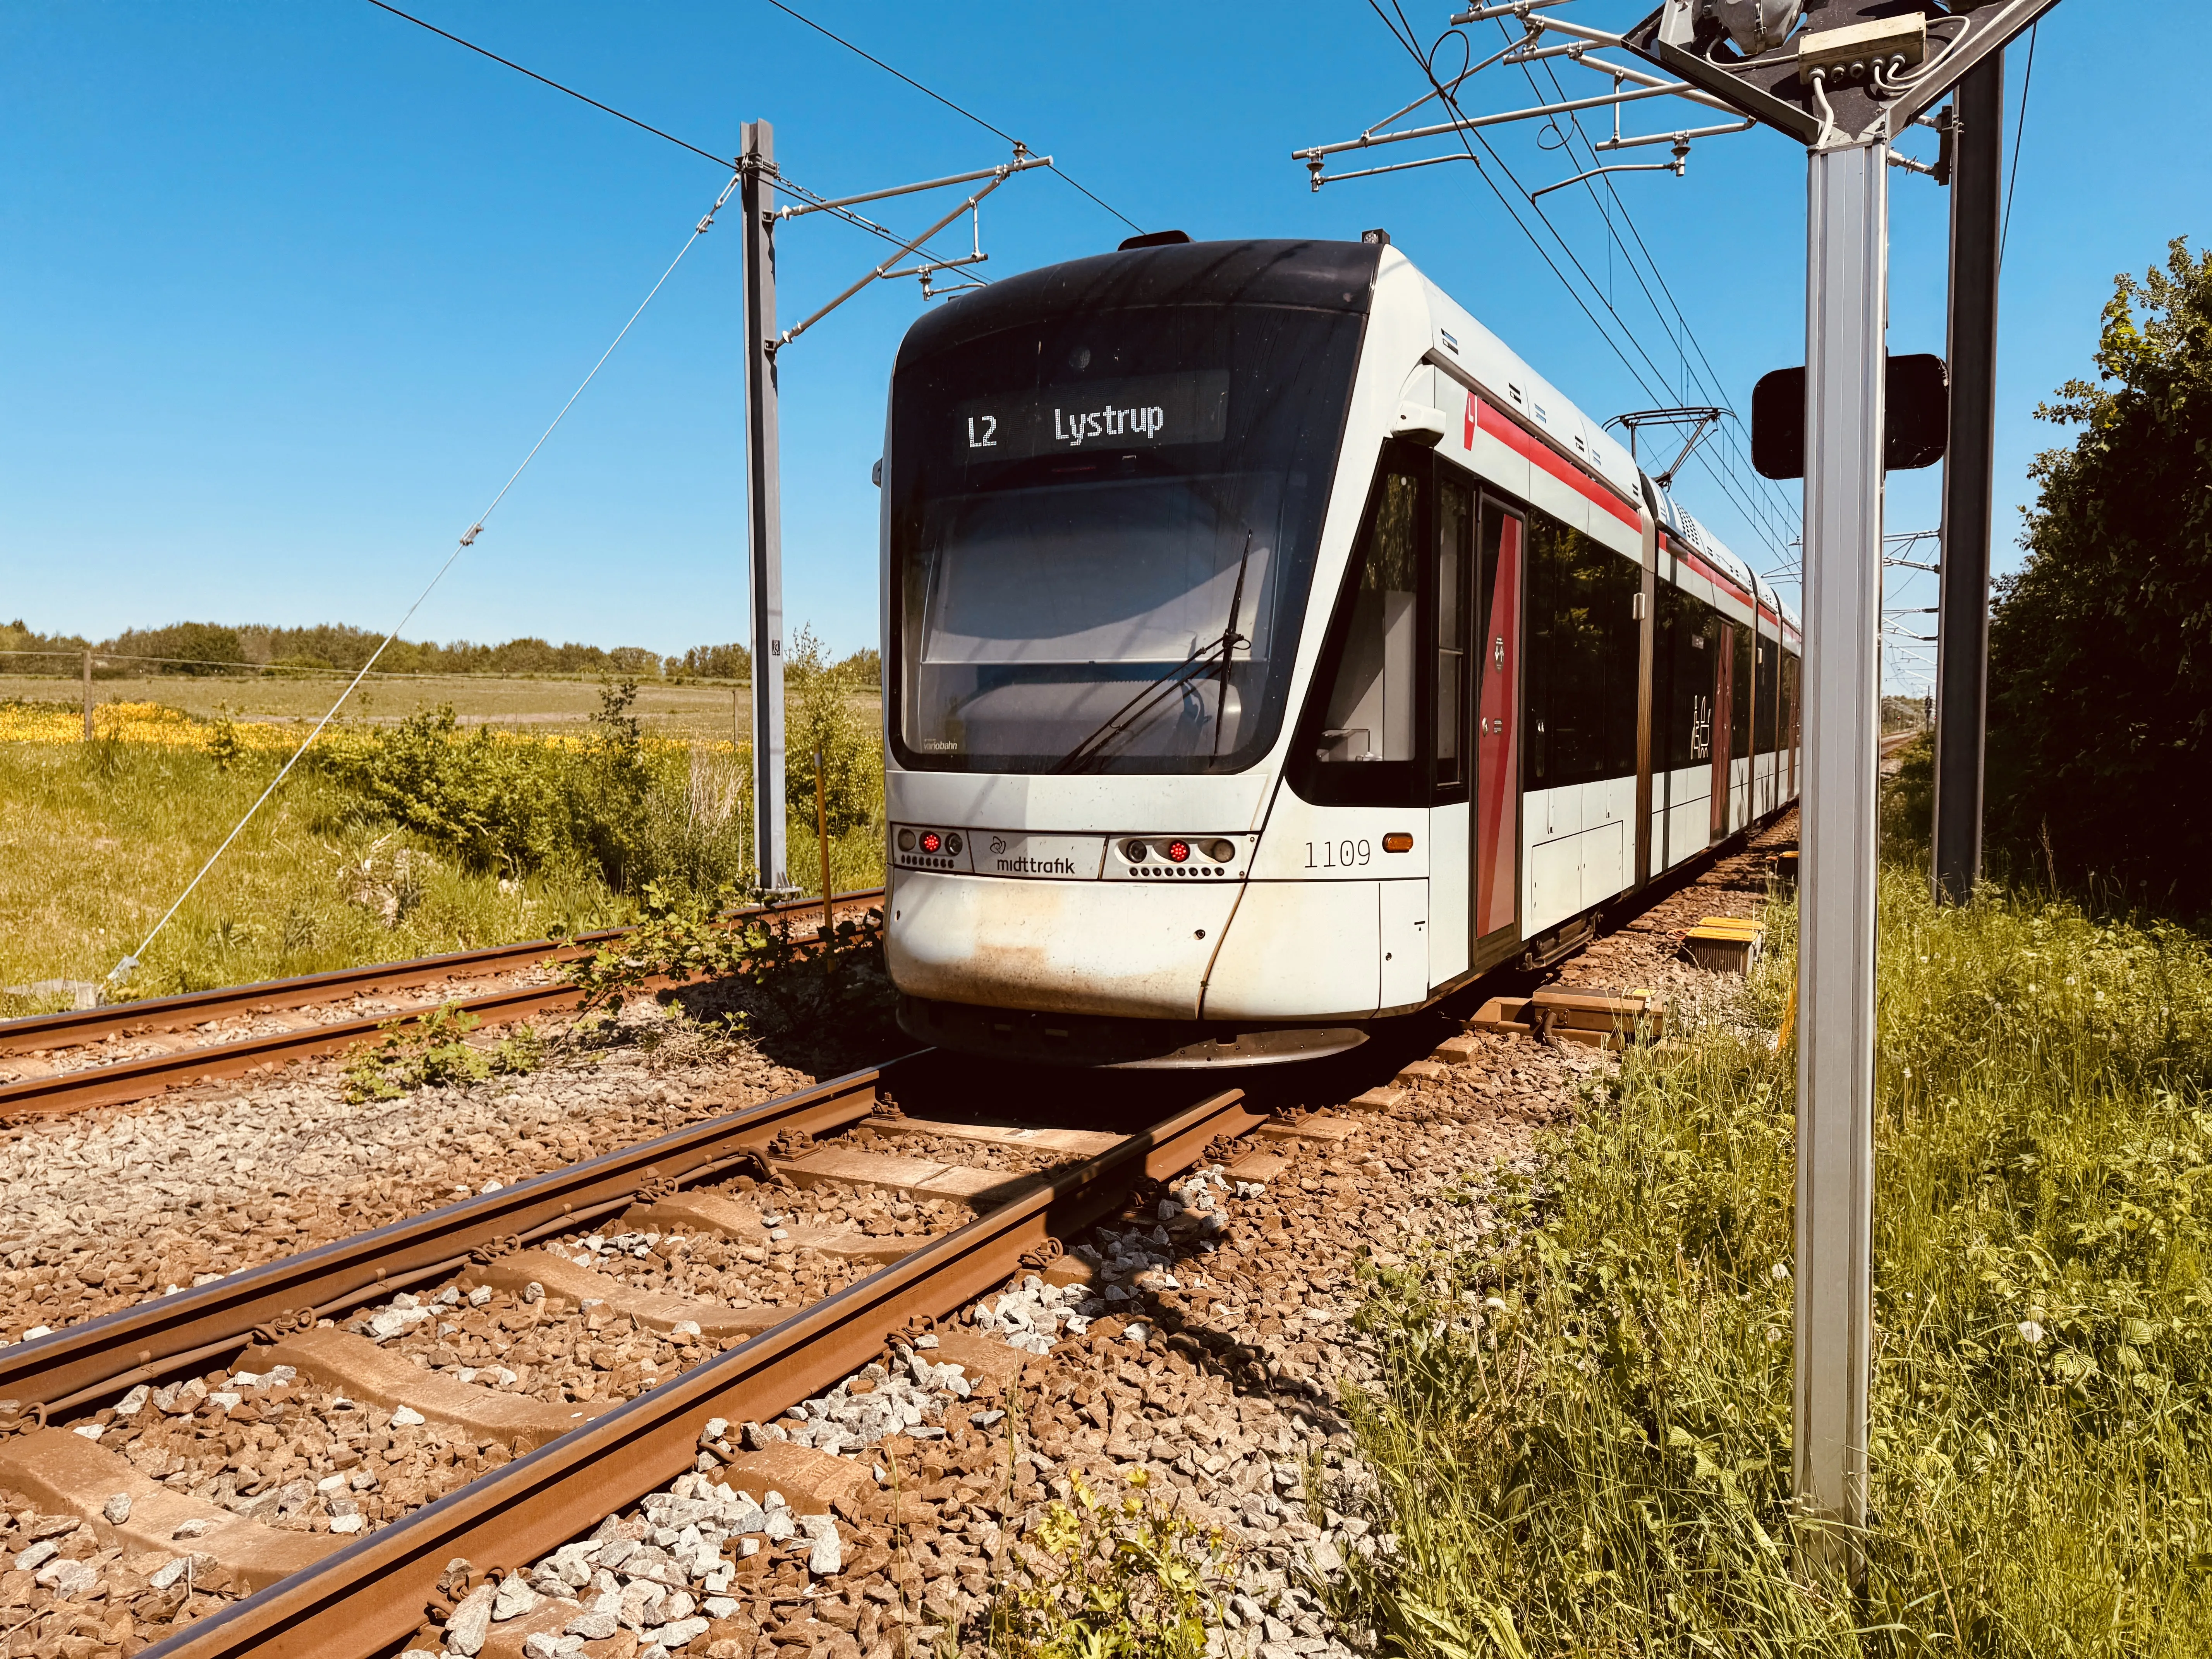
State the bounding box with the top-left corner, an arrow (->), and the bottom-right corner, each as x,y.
0,1056 -> 1290,1659
0,1427 -> 338,1595
31,1086 -> 1261,1659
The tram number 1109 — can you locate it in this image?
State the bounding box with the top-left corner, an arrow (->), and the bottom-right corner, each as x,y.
1305,839 -> 1373,870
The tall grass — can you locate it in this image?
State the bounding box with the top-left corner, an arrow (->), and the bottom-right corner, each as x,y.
1,671 -> 888,1012
1333,871 -> 2212,1656
0,737 -> 626,1008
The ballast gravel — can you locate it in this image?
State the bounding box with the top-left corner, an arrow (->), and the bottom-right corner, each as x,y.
402,819 -> 1793,1659
0,1023 -> 814,1345
3,823 -> 1791,1659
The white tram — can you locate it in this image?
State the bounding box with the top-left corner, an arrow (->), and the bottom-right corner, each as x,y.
876,234 -> 1799,1067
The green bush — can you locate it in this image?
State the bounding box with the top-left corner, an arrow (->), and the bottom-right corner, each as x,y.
318,706 -> 571,878
1333,871 -> 2212,1657
1989,237 -> 2212,915
317,668 -> 884,908
784,626 -> 883,839
315,684 -> 763,902
984,1466 -> 1232,1659
340,1003 -> 542,1103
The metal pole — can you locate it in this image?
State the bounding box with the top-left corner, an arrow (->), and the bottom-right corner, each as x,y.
741,120 -> 790,895
816,746 -> 833,943
82,647 -> 94,741
1795,135 -> 1886,1581
1931,58 -> 2003,905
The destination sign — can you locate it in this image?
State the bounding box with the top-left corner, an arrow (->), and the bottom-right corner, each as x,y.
955,371 -> 1229,465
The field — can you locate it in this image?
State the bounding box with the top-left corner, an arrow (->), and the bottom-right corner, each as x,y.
0,672 -> 879,747
1336,870 -> 2212,1656
0,683 -> 886,1015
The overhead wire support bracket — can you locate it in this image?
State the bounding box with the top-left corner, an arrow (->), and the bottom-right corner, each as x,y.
1307,151 -> 1483,191
775,157 -> 1038,221
1604,405 -> 1732,488
1597,118 -> 1756,152
1296,0 -> 1797,573
1530,146 -> 1686,199
772,150 -> 1050,352
1293,76 -> 1739,167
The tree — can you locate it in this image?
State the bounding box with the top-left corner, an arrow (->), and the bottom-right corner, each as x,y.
668,642 -> 751,682
1988,237 -> 2212,912
106,621 -> 248,675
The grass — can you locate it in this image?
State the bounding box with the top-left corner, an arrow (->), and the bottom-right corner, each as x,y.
0,734 -> 622,1010
0,692 -> 886,1015
1331,869 -> 2212,1656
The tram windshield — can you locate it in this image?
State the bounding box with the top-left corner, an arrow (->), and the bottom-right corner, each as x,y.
889,302 -> 1364,775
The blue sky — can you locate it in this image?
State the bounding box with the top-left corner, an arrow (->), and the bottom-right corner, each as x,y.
2,1 -> 2198,691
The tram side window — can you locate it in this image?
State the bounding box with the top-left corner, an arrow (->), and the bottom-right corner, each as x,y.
1523,513 -> 1639,788
1296,458 -> 1423,805
1781,650 -> 1801,753
1652,582 -> 1721,772
1754,630 -> 1779,754
1731,623 -> 1754,759
1434,474 -> 1473,796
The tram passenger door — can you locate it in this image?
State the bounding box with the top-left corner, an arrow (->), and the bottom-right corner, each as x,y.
1710,623 -> 1735,843
1474,501 -> 1523,947
1428,473 -> 1474,989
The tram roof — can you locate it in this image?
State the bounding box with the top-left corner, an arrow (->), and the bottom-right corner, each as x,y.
896,237 -> 1385,369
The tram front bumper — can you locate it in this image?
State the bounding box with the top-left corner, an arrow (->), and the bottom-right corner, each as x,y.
886,868 -> 1241,1021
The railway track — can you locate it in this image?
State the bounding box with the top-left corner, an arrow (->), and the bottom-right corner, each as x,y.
0,821 -> 1800,1659
0,1048 -> 1273,1659
0,889 -> 885,1122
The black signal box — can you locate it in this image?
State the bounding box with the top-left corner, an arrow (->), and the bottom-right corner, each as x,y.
1752,354 -> 1950,480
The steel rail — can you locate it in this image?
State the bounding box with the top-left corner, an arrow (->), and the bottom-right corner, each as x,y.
2,981 -> 595,1120
0,889 -> 886,1121
136,1085 -> 1257,1659
0,888 -> 886,1056
0,1059 -> 908,1412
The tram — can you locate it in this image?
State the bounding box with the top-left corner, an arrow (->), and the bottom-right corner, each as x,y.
875,233 -> 1799,1067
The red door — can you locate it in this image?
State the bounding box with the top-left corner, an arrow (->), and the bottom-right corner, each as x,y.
1475,507 -> 1523,940
1710,622 -> 1734,841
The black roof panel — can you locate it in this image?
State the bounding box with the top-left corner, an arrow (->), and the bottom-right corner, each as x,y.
895,238 -> 1383,371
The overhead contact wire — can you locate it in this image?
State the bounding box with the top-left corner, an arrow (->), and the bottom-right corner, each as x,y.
1367,3 -> 1767,546
1505,27 -> 1802,565
362,2 -> 1022,278
1999,21 -> 2037,272
109,172 -> 742,988
757,0 -> 1144,235
1384,2 -> 1796,578
363,0 -> 738,168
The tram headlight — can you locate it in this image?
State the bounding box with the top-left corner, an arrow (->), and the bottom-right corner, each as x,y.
920,831 -> 942,855
1165,840 -> 1191,864
897,829 -> 916,852
1204,839 -> 1235,863
1122,839 -> 1149,864
945,833 -> 963,855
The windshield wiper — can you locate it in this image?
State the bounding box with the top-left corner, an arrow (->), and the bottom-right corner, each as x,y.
1051,531 -> 1254,776
1210,533 -> 1254,762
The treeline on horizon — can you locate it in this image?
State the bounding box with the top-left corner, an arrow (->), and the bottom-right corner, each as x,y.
0,618 -> 879,687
